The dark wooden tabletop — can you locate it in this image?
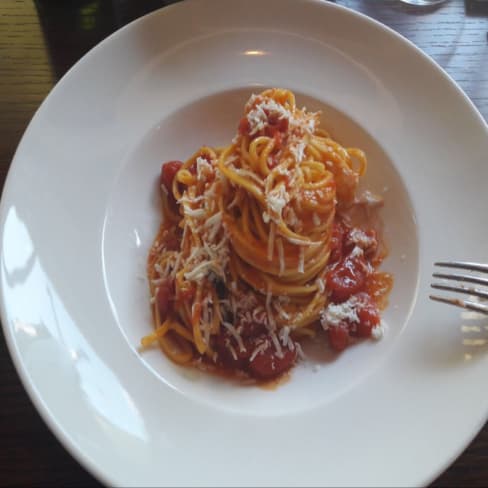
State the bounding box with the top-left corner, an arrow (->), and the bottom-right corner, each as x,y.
1,0 -> 487,486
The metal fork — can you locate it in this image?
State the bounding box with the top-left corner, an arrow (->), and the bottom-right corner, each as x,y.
430,261 -> 488,315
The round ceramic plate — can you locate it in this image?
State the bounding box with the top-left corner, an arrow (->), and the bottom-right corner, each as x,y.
1,0 -> 487,486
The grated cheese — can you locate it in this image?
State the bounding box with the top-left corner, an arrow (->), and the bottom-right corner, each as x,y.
266,185 -> 289,218
277,238 -> 285,275
290,141 -> 306,163
320,295 -> 361,329
251,307 -> 268,326
269,330 -> 284,358
278,326 -> 294,351
357,190 -> 383,207
196,156 -> 213,178
348,228 -> 375,248
179,194 -> 205,205
371,321 -> 386,340
249,340 -> 269,362
350,245 -> 364,258
225,338 -> 238,361
316,277 -> 325,293
222,321 -> 246,353
184,207 -> 206,219
298,247 -> 304,274
246,98 -> 292,136
273,300 -> 290,320
172,252 -> 182,278
204,211 -> 223,241
184,260 -> 212,281
295,341 -> 306,360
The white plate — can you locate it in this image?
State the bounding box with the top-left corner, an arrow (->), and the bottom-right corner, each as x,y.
1,0 -> 487,486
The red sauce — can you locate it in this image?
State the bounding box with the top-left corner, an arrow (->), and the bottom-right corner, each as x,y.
329,221 -> 346,264
367,272 -> 393,310
213,331 -> 297,381
155,279 -> 174,322
238,116 -> 250,136
326,291 -> 381,352
326,253 -> 368,303
328,323 -> 350,352
237,112 -> 289,143
160,160 -> 183,190
324,219 -> 393,352
247,340 -> 297,380
264,115 -> 289,139
160,161 -> 183,210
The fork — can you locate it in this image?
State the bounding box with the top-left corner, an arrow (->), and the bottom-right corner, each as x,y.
430,261 -> 488,315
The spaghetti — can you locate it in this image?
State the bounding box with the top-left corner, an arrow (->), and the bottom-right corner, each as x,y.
142,88 -> 392,382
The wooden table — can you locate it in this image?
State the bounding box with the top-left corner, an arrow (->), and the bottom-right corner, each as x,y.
0,0 -> 487,485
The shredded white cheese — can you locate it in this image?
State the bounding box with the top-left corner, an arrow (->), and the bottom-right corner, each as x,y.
350,245 -> 364,258
184,260 -> 212,281
251,307 -> 268,326
183,207 -> 206,219
204,211 -> 223,241
222,321 -> 246,353
249,340 -> 269,362
277,238 -> 285,275
196,156 -> 213,178
269,330 -> 284,358
246,98 -> 292,136
273,300 -> 290,320
357,190 -> 383,207
371,321 -> 386,340
290,141 -> 306,163
295,341 -> 306,360
348,228 -> 375,249
298,247 -> 304,274
316,277 -> 325,293
266,185 -> 288,218
225,339 -> 238,361
320,296 -> 361,329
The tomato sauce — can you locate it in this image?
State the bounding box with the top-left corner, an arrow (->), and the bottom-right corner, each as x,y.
324,218 -> 393,352
160,160 -> 182,211
212,331 -> 297,382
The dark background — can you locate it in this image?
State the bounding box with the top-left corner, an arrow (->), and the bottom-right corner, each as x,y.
1,0 -> 487,485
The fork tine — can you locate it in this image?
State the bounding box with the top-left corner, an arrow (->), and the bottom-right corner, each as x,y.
434,261 -> 488,273
430,283 -> 488,300
429,295 -> 488,315
432,272 -> 488,287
